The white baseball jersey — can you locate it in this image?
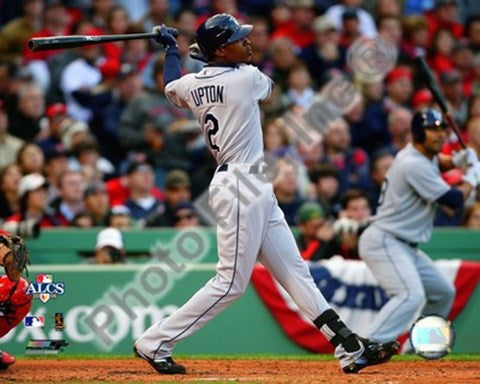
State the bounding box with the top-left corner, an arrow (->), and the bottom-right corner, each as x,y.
164,64 -> 273,164
371,143 -> 450,243
136,63 -> 341,364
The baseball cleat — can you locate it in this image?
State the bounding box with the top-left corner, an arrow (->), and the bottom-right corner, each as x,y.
0,350 -> 15,370
342,338 -> 400,374
133,346 -> 186,375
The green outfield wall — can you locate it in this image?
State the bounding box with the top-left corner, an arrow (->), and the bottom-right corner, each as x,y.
0,228 -> 477,356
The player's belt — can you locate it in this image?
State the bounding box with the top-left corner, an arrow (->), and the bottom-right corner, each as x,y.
394,236 -> 418,248
217,164 -> 261,173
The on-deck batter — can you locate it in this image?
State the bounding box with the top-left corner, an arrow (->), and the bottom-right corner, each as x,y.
359,108 -> 479,343
134,14 -> 399,375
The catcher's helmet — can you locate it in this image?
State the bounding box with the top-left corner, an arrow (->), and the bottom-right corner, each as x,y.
411,108 -> 447,143
193,13 -> 252,62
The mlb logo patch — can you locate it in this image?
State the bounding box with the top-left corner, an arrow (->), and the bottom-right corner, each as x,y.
24,316 -> 45,327
36,274 -> 53,284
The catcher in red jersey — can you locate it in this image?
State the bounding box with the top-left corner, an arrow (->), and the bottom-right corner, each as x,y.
0,229 -> 32,370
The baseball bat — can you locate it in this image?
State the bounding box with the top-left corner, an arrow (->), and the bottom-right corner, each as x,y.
414,55 -> 467,149
28,29 -> 179,51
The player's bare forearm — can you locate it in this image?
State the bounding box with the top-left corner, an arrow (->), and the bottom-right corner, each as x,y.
457,182 -> 474,201
438,153 -> 454,172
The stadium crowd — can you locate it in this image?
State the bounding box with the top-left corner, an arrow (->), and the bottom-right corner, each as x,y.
1,0 -> 480,261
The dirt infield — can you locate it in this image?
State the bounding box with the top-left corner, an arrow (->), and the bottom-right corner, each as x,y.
2,358 -> 480,383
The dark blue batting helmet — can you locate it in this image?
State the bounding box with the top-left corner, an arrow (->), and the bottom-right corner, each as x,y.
192,13 -> 252,62
411,108 -> 448,143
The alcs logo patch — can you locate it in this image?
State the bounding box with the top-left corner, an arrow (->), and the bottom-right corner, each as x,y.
26,274 -> 65,303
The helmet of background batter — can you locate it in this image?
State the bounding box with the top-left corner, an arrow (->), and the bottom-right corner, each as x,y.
411,108 -> 448,143
193,13 -> 252,62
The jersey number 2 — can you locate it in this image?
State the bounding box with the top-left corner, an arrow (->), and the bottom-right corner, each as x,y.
205,113 -> 220,151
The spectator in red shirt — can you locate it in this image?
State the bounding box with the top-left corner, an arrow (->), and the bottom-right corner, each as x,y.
384,66 -> 414,112
271,0 -> 316,49
424,0 -> 464,44
429,28 -> 455,74
23,1 -> 71,63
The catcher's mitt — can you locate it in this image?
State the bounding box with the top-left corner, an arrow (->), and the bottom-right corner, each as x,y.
0,235 -> 29,282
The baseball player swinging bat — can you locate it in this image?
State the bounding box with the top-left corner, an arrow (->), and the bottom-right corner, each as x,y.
28,28 -> 179,51
414,55 -> 467,149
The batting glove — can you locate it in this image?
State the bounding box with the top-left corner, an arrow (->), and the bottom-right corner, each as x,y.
152,24 -> 178,51
333,217 -> 360,235
452,148 -> 478,169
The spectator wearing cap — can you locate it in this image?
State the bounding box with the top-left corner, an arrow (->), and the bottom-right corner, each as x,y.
5,173 -> 64,228
0,0 -> 44,63
172,201 -> 200,228
271,0 -> 316,49
0,164 -> 22,220
50,170 -> 85,224
325,0 -> 378,38
339,7 -> 362,49
411,88 -> 434,112
108,204 -> 132,229
94,227 -> 126,264
83,180 -> 110,226
105,164 -> 164,207
386,107 -> 413,155
36,103 -> 69,154
424,0 -> 463,44
440,68 -> 468,127
43,146 -> 68,203
124,161 -> 163,222
146,169 -> 191,227
384,66 -> 414,112
299,15 -> 347,85
60,119 -> 91,151
119,55 -> 190,184
295,202 -> 339,261
309,164 -> 341,218
8,82 -> 46,141
0,101 -> 24,168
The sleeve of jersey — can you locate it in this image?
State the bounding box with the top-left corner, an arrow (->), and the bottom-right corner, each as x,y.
164,79 -> 189,108
250,66 -> 274,101
405,160 -> 451,203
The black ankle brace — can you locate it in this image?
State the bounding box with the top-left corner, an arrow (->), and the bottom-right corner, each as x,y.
313,309 -> 361,353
